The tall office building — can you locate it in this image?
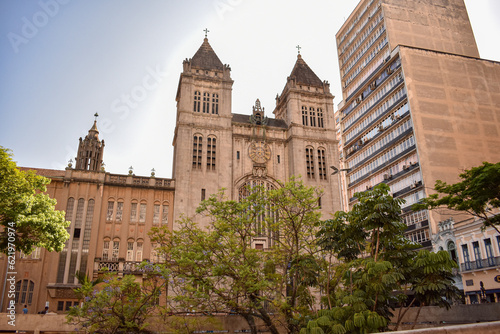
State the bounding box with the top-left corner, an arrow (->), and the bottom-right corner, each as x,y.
336,0 -> 500,250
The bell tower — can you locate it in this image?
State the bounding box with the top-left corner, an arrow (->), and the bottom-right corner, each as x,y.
75,114 -> 105,171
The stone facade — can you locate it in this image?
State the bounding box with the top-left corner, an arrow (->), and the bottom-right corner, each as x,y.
0,37 -> 340,314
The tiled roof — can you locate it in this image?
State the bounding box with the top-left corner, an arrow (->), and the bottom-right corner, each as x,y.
19,167 -> 65,178
191,38 -> 224,71
289,54 -> 323,87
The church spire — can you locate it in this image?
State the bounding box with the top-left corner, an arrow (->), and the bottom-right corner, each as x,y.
75,115 -> 105,171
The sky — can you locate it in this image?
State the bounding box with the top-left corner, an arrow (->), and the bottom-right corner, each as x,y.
1,0 -> 499,178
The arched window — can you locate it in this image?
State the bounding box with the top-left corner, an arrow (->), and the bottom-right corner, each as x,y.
317,148 -> 327,180
130,201 -> 138,223
112,239 -> 120,261
447,241 -> 457,263
102,239 -> 110,261
207,136 -> 216,170
238,179 -> 278,246
127,239 -> 135,261
193,135 -> 203,169
212,93 -> 219,114
15,280 -> 34,305
193,91 -> 201,112
306,147 -> 315,179
302,106 -> 308,126
139,201 -> 147,223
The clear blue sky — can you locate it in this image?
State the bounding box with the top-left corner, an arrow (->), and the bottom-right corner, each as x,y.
1,0 -> 499,178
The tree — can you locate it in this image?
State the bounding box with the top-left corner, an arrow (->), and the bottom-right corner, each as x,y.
304,184 -> 459,334
413,162 -> 500,234
150,178 -> 324,334
0,146 -> 70,254
67,264 -> 168,333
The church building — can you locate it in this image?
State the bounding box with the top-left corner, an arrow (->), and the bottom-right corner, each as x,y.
0,37 -> 341,314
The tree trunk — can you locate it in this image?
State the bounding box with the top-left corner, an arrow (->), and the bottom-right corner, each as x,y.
411,303 -> 424,330
394,297 -> 416,331
242,313 -> 258,334
250,295 -> 280,334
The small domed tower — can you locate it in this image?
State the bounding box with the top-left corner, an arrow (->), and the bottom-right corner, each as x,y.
75,114 -> 105,171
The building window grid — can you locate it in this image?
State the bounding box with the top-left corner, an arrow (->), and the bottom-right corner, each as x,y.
136,242 -> 143,261
130,203 -> 138,223
193,135 -> 203,169
343,66 -> 402,130
317,108 -> 324,128
346,48 -> 391,98
349,134 -> 415,184
400,189 -> 425,209
344,36 -> 388,88
212,93 -> 219,114
162,205 -> 169,225
472,241 -> 482,268
203,92 -> 210,113
348,153 -> 418,198
106,201 -> 114,221
406,229 -> 429,244
462,244 -> 471,270
302,106 -> 308,126
153,204 -> 160,224
102,241 -> 110,260
347,114 -> 411,169
318,149 -> 327,180
112,241 -> 119,261
207,136 -> 216,170
115,202 -> 123,222
15,280 -> 34,305
193,91 -> 201,112
344,77 -> 406,144
343,23 -> 386,76
484,239 -> 495,266
340,9 -> 383,66
306,147 -> 315,179
402,209 -> 428,227
338,0 -> 378,54
139,203 -> 147,223
309,107 -> 316,127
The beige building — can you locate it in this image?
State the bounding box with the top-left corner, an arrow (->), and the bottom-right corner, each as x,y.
336,0 -> 500,297
172,37 -> 341,234
0,38 -> 341,314
336,0 -> 500,247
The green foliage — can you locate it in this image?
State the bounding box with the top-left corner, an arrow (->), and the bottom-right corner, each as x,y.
413,161 -> 500,233
150,177 -> 324,334
309,183 -> 459,333
67,263 -> 168,333
0,146 -> 70,254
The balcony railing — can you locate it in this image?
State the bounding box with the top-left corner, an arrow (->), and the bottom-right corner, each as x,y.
94,259 -> 145,275
460,256 -> 500,272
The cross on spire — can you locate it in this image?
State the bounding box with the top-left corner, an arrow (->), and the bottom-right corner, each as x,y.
296,45 -> 301,54
94,112 -> 99,120
204,28 -> 210,38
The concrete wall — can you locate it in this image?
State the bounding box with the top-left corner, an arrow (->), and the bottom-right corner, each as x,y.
3,304 -> 500,333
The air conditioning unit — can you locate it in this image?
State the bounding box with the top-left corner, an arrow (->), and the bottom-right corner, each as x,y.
383,173 -> 390,180
410,183 -> 416,189
403,164 -> 409,170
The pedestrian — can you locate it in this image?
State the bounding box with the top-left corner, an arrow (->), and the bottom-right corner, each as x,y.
22,305 -> 28,314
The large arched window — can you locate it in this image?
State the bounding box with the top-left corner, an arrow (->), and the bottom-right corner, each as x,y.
15,280 -> 34,305
238,179 -> 278,247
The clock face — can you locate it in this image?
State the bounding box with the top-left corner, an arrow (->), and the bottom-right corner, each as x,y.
249,141 -> 271,163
